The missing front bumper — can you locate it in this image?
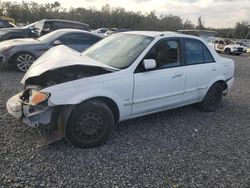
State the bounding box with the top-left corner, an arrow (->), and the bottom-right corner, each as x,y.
6,92 -> 66,145
6,93 -> 23,119
6,92 -> 54,128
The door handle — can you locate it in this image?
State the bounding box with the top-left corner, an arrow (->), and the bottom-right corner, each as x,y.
172,72 -> 183,79
211,67 -> 217,71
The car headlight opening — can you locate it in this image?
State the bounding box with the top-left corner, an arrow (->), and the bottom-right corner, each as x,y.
30,91 -> 50,105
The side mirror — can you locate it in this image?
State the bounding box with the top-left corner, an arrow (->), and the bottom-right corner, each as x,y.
53,40 -> 61,46
143,59 -> 156,70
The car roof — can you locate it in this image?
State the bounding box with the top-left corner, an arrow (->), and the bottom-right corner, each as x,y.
45,19 -> 89,26
123,31 -> 202,40
51,28 -> 103,38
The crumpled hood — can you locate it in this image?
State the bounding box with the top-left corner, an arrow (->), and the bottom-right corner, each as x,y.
21,45 -> 118,84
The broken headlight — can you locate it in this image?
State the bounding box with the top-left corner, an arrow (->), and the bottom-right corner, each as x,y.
30,91 -> 50,106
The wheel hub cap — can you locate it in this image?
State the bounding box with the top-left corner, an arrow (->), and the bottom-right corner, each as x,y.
16,54 -> 35,72
74,112 -> 104,139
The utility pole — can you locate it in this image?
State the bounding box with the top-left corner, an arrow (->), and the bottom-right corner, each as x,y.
245,25 -> 250,39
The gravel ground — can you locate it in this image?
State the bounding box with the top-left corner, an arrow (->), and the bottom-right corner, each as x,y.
0,54 -> 250,187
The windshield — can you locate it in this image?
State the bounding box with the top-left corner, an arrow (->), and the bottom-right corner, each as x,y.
83,33 -> 153,69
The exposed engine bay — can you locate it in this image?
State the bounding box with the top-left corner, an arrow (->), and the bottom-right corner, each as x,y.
24,65 -> 111,87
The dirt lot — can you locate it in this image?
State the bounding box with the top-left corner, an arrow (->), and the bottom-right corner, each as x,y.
0,54 -> 250,187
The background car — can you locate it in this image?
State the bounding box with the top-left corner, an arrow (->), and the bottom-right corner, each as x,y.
212,39 -> 246,55
0,19 -> 90,41
92,28 -> 109,36
104,28 -> 131,36
0,29 -> 102,72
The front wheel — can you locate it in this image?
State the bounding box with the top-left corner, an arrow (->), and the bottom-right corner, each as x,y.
14,53 -> 36,72
199,83 -> 224,112
225,48 -> 231,55
65,100 -> 115,148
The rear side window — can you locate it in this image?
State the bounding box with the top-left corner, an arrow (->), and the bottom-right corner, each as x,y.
71,24 -> 89,31
184,39 -> 214,65
0,20 -> 4,27
52,22 -> 75,30
52,22 -> 89,31
203,46 -> 214,63
0,20 -> 11,28
59,33 -> 101,45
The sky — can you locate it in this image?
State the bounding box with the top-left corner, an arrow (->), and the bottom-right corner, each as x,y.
7,0 -> 250,28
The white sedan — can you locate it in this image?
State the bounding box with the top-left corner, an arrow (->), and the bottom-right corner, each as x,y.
6,31 -> 235,148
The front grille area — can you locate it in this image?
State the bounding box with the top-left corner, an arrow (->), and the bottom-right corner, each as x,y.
237,47 -> 244,52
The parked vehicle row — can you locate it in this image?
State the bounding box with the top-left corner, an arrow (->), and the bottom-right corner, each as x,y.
0,29 -> 102,71
0,19 -> 90,41
6,31 -> 235,148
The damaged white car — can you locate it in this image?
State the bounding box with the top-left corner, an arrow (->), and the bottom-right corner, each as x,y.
6,31 -> 235,148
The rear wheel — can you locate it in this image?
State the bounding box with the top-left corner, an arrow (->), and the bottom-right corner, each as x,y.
65,100 -> 115,148
14,53 -> 36,72
199,82 -> 224,112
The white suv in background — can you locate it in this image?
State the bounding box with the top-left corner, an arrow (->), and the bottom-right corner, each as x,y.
7,31 -> 235,148
212,39 -> 247,55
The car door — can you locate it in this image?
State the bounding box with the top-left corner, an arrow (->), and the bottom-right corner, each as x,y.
58,33 -> 101,52
182,38 -> 217,103
132,38 -> 187,116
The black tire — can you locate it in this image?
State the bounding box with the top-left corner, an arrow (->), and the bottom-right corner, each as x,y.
225,48 -> 231,55
199,82 -> 223,112
13,52 -> 36,72
65,100 -> 115,148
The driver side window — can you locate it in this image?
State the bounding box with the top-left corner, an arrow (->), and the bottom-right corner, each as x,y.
144,39 -> 181,69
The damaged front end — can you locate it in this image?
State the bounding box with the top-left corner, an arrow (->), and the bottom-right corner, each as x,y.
7,65 -> 113,145
6,84 -> 64,144
6,45 -> 117,145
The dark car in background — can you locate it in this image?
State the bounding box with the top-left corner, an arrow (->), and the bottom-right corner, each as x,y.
0,19 -> 90,41
0,29 -> 102,72
0,18 -> 15,29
